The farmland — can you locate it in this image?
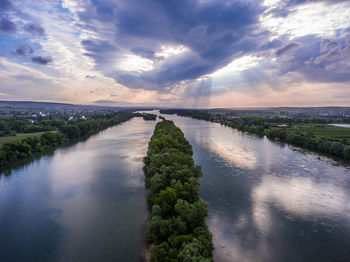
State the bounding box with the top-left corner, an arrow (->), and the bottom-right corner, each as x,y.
278,124 -> 350,144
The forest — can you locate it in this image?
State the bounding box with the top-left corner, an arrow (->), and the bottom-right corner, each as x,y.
0,112 -> 133,166
160,110 -> 350,160
143,120 -> 213,261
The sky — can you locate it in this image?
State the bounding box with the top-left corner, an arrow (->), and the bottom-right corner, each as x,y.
0,0 -> 350,108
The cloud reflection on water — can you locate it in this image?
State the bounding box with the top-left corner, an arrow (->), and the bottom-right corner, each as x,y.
252,175 -> 350,234
190,123 -> 258,170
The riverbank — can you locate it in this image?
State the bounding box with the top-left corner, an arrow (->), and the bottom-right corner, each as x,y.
0,112 -> 133,166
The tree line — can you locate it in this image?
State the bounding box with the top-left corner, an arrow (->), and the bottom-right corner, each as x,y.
144,120 -> 213,261
0,112 -> 133,166
0,119 -> 60,136
133,112 -> 158,121
160,110 -> 350,160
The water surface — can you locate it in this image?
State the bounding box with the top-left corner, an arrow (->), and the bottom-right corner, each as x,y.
162,113 -> 350,262
1,113 -> 350,262
329,124 -> 350,129
0,118 -> 156,262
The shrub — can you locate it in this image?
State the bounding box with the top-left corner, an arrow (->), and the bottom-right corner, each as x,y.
329,142 -> 345,157
343,145 -> 350,159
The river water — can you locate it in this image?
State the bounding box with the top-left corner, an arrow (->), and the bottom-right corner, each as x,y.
329,124 -> 350,129
162,113 -> 350,262
0,118 -> 156,262
1,114 -> 350,262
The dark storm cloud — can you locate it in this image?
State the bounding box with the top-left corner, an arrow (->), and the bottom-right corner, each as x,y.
276,43 -> 299,56
75,0 -> 268,90
71,0 -> 350,94
0,17 -> 16,33
24,22 -> 45,36
31,56 -> 52,65
13,44 -> 34,56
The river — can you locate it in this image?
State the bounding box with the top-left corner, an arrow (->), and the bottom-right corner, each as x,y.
162,113 -> 350,262
0,118 -> 156,262
329,124 -> 350,129
1,114 -> 350,262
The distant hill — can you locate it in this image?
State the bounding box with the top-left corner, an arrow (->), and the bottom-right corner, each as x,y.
0,101 -> 117,112
206,107 -> 350,116
0,101 -> 73,109
161,106 -> 350,117
0,100 -> 156,112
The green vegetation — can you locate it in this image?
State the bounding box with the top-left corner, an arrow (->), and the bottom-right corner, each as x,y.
265,125 -> 349,158
160,110 -> 350,160
133,112 -> 157,120
283,124 -> 350,143
0,131 -> 57,146
142,113 -> 157,121
0,119 -> 59,137
0,112 -> 133,166
144,120 -> 213,261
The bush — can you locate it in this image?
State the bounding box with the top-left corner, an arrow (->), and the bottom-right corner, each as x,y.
178,239 -> 211,262
286,134 -> 304,146
266,128 -> 287,140
343,145 -> 350,159
317,138 -> 331,153
329,142 -> 345,157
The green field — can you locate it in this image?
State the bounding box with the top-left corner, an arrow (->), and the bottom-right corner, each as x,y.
278,123 -> 350,143
0,131 -> 56,146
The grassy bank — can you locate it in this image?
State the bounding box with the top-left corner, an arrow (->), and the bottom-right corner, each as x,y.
0,131 -> 57,146
282,123 -> 350,143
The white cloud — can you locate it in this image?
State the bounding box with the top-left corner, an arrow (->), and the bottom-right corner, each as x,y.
208,55 -> 262,78
118,54 -> 154,73
155,45 -> 189,58
192,55 -> 264,94
261,1 -> 350,39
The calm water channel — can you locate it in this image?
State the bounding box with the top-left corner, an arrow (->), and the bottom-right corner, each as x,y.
0,118 -> 156,262
162,113 -> 350,262
1,113 -> 350,262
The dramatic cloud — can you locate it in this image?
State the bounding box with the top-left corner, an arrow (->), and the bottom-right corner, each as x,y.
0,0 -> 350,107
13,45 -> 34,56
75,0 -> 266,91
31,56 -> 52,65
